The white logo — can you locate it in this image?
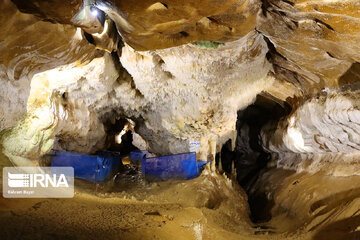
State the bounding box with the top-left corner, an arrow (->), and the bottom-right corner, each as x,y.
8,172 -> 69,188
3,167 -> 74,198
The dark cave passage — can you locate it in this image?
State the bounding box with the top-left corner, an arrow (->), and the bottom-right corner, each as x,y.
217,94 -> 291,223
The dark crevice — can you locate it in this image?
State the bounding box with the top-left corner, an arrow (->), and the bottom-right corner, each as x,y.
278,10 -> 287,17
83,31 -> 95,45
102,118 -> 138,155
264,36 -> 288,62
326,51 -> 335,58
111,51 -> 121,68
261,0 -> 271,17
285,22 -> 295,30
262,35 -> 311,94
292,20 -> 299,27
179,31 -> 189,37
282,0 -> 295,6
207,17 -> 218,23
314,18 -> 335,31
110,46 -> 145,99
218,95 -> 291,223
116,39 -> 125,57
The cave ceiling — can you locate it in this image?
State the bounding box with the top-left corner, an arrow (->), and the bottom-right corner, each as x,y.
1,0 -> 360,165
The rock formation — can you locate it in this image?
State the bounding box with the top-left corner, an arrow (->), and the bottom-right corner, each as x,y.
1,0 -> 360,239
1,0 -> 359,172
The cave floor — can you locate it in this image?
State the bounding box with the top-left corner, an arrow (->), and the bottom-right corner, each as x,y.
0,154 -> 360,240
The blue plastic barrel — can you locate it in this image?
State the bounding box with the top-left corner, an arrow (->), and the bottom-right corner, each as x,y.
50,151 -> 122,183
141,152 -> 209,181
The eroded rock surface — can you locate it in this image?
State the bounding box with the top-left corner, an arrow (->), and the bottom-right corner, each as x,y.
258,0 -> 360,92
0,0 -> 96,130
1,55 -> 116,165
262,90 -> 360,175
0,1 -> 360,239
120,32 -> 273,160
0,0 -> 360,172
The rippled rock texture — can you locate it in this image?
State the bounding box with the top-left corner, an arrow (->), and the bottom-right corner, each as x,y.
261,90 -> 360,175
0,0 -> 360,171
0,1 -> 360,239
259,0 -> 360,92
0,0 -> 96,131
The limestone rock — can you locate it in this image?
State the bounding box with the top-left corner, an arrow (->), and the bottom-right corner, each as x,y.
0,0 -> 97,131
120,32 -> 273,160
258,0 -> 360,92
1,54 -> 118,165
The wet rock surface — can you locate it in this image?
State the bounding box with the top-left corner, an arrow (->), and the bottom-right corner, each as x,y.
0,0 -> 360,239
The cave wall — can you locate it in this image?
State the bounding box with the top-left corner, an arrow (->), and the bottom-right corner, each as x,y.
1,31 -> 275,165
0,54 -> 117,166
119,32 -> 274,160
261,90 -> 360,176
0,0 -> 359,171
0,0 -> 97,131
258,0 -> 360,92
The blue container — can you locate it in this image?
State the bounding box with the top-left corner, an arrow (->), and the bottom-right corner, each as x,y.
51,151 -> 122,183
129,150 -> 151,165
141,152 -> 209,181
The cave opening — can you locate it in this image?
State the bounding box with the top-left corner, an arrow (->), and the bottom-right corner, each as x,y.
102,117 -> 138,155
99,94 -> 293,221
2,0 -> 360,238
217,94 -> 292,223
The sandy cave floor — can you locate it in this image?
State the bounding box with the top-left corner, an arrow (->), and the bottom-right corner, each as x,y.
0,152 -> 360,240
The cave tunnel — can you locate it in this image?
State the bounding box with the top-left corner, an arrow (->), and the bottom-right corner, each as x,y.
0,0 -> 360,239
